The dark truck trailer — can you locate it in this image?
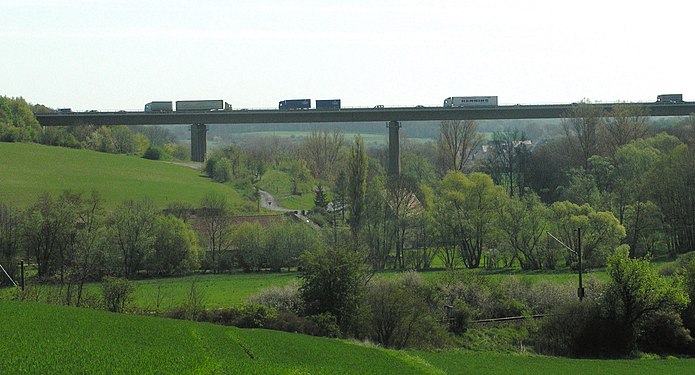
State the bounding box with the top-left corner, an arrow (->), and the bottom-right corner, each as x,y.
316,99 -> 341,110
656,94 -> 684,103
144,101 -> 173,112
279,99 -> 311,110
176,100 -> 229,112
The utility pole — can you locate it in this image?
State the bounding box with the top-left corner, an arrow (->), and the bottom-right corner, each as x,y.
547,230 -> 584,301
20,260 -> 25,291
576,228 -> 584,301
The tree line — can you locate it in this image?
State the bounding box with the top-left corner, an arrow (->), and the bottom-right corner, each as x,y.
0,96 -> 189,161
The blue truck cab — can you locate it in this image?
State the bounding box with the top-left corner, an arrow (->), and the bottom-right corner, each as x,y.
279,99 -> 311,110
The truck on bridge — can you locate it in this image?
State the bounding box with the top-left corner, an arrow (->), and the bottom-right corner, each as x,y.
176,100 -> 231,111
656,94 -> 684,103
443,96 -> 498,107
279,99 -> 311,110
316,99 -> 341,110
144,101 -> 173,112
145,100 -> 231,112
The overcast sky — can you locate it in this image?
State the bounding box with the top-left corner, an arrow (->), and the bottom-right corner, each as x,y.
1,0 -> 692,111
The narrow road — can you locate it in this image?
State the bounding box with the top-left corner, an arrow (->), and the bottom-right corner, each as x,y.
258,189 -> 321,230
258,190 -> 291,212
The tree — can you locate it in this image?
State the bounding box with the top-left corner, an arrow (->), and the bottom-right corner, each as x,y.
612,141 -> 663,257
363,276 -> 442,349
500,194 -> 553,270
550,201 -> 625,268
314,184 -> 328,209
299,246 -> 366,334
401,147 -> 437,186
300,128 -> 345,180
108,199 -> 157,278
65,191 -> 107,306
0,203 -> 22,286
23,192 -> 78,279
437,119 -> 483,173
0,96 -> 42,142
334,170 -> 348,222
603,104 -> 650,157
146,215 -> 200,276
561,100 -> 605,169
526,139 -> 573,203
347,135 -> 368,247
362,176 -> 391,270
198,192 -> 233,272
137,126 -> 176,147
603,247 -> 689,354
482,128 -> 531,197
435,172 -> 505,269
612,141 -> 660,224
110,125 -> 137,154
265,222 -> 321,272
645,144 -> 695,255
230,222 -> 265,272
384,175 -> 421,269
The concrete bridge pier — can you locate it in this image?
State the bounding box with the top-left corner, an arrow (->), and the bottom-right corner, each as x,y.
387,120 -> 401,176
190,123 -> 208,162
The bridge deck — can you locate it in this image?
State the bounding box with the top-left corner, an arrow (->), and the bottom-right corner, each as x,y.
36,103 -> 695,126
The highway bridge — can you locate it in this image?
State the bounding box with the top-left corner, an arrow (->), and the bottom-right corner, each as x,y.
35,102 -> 695,167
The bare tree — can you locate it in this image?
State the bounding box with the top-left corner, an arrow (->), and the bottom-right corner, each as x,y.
603,104 -> 650,157
198,192 -> 233,272
483,129 -> 531,197
561,100 -> 606,169
437,119 -> 483,173
300,128 -> 345,181
384,175 -> 421,269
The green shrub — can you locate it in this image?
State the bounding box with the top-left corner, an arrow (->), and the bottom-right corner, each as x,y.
533,300 -> 630,358
448,300 -> 473,335
362,277 -> 448,349
636,310 -> 694,355
101,277 -> 135,313
142,146 -> 162,160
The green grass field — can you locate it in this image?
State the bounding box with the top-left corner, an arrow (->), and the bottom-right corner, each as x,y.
0,142 -> 249,209
129,272 -> 298,310
1,300 -> 693,374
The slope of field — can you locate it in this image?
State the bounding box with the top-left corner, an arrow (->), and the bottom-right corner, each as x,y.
0,142 -> 248,209
1,300 -> 693,374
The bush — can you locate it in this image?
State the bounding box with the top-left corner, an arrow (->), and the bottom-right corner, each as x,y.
142,146 -> 162,160
361,276 -> 448,349
636,310 -> 694,355
101,277 -> 135,313
500,277 -> 577,315
299,246 -> 365,334
437,271 -> 529,320
533,300 -> 631,358
448,299 -> 474,335
247,282 -> 302,314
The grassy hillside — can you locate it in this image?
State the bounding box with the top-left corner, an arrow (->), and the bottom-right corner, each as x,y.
0,142 -> 249,209
1,300 -> 693,374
